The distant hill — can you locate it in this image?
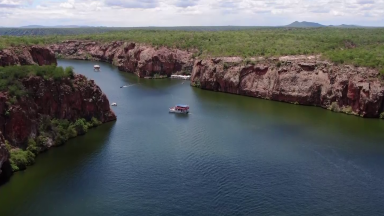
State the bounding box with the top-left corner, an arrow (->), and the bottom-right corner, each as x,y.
285,21 -> 325,27
329,24 -> 361,28
285,21 -> 363,28
20,25 -> 93,28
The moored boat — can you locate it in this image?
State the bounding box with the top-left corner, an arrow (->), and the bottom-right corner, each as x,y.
169,104 -> 189,114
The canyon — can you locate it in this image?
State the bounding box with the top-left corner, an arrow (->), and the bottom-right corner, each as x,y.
1,41 -> 383,180
49,40 -> 384,118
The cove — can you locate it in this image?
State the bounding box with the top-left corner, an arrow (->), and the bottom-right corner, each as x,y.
0,59 -> 384,216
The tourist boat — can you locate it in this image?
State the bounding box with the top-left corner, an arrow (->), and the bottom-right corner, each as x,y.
94,65 -> 100,71
111,103 -> 117,106
169,104 -> 189,114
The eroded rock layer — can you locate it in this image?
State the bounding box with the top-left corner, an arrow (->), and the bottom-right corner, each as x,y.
50,41 -> 193,78
191,56 -> 384,118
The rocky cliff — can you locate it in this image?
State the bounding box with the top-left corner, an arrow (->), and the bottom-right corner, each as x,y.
50,41 -> 193,78
0,46 -> 116,181
0,73 -> 116,179
0,75 -> 116,146
191,56 -> 384,118
0,46 -> 57,66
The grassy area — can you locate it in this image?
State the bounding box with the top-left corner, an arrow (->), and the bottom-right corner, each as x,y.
0,65 -> 74,100
1,28 -> 384,71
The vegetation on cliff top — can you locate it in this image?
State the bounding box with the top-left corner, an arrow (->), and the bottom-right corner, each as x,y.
0,65 -> 74,99
1,28 -> 384,72
6,116 -> 102,172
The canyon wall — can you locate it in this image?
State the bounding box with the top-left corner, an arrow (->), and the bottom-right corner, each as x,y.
50,41 -> 194,78
48,40 -> 384,118
191,56 -> 384,118
0,46 -> 116,181
0,46 -> 57,66
0,75 -> 116,146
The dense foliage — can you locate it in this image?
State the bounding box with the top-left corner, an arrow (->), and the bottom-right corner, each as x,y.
0,65 -> 74,99
1,28 -> 383,72
7,116 -> 102,172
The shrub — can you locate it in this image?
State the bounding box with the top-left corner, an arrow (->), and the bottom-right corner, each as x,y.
330,102 -> 340,112
65,66 -> 75,78
380,69 -> 384,76
26,138 -> 39,154
73,118 -> 89,135
380,112 -> 384,119
91,117 -> 102,127
191,81 -> 201,88
342,106 -> 353,115
9,149 -> 35,172
67,125 -> 78,138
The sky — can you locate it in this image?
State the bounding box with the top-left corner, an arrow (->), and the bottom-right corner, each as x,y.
0,0 -> 383,27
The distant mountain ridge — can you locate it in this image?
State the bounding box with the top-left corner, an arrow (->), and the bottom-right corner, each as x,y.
20,25 -> 96,28
285,21 -> 361,28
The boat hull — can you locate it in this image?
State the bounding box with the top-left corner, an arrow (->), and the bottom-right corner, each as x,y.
169,108 -> 189,114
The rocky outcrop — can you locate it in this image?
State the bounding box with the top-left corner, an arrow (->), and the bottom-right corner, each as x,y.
49,40 -> 193,78
0,46 -> 57,67
0,75 -> 116,146
191,56 -> 384,118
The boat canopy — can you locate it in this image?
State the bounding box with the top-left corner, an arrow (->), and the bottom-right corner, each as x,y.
176,104 -> 189,108
94,65 -> 100,68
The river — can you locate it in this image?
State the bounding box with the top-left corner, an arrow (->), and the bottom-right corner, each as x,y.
1,59 -> 384,216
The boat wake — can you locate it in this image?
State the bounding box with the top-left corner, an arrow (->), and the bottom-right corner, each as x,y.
120,84 -> 139,88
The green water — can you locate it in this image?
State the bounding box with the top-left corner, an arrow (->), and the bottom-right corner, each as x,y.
1,59 -> 384,216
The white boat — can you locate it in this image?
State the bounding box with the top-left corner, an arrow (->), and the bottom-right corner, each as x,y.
94,65 -> 100,71
111,103 -> 117,106
170,75 -> 191,80
169,104 -> 189,114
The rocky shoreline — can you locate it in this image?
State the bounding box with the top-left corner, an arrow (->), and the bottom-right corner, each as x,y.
0,46 -> 116,182
191,56 -> 384,118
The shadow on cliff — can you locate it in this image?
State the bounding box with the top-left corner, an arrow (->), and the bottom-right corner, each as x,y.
0,162 -> 12,186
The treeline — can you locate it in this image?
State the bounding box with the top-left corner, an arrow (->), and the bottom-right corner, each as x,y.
1,28 -> 384,73
0,65 -> 75,100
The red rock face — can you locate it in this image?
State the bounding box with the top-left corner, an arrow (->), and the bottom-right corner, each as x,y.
0,46 -> 57,66
191,56 -> 384,118
0,46 -> 116,176
0,75 -> 116,146
50,41 -> 193,78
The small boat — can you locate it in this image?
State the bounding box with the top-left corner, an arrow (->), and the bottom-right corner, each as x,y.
120,85 -> 128,88
169,104 -> 189,114
111,103 -> 117,106
94,65 -> 100,71
170,75 -> 191,80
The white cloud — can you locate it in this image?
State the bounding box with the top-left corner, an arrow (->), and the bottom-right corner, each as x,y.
0,0 -> 383,27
